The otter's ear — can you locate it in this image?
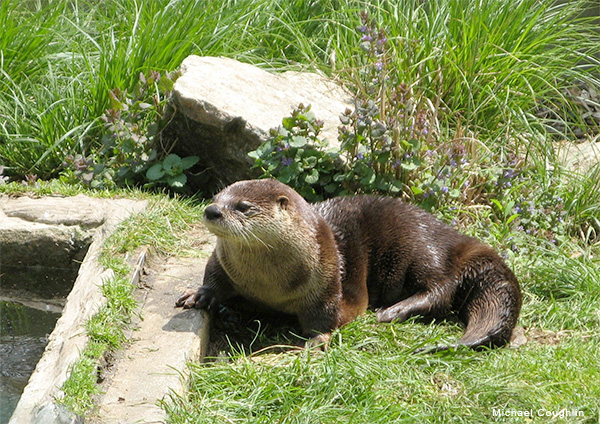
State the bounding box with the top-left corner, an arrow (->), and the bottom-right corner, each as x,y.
277,195 -> 289,209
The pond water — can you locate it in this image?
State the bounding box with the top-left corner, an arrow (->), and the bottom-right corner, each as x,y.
0,267 -> 79,424
0,301 -> 62,424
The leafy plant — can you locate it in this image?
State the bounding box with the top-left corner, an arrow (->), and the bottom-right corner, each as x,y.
145,153 -> 199,189
62,70 -> 199,190
249,8 -> 597,252
249,104 -> 342,201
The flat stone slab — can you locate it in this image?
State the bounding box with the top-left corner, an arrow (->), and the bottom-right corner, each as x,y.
1,194 -> 110,228
93,236 -> 213,423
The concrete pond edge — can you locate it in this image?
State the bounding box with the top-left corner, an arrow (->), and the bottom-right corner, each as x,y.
2,195 -> 148,423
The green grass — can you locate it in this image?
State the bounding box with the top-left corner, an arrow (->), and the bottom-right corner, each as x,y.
165,319 -> 599,423
162,218 -> 599,423
1,0 -> 598,180
59,275 -> 137,415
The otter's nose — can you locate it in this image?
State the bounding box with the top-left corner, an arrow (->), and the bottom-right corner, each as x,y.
204,204 -> 223,221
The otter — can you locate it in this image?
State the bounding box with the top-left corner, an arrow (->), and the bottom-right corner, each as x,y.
176,179 -> 522,352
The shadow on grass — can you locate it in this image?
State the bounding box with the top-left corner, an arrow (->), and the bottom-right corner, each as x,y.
205,299 -> 304,360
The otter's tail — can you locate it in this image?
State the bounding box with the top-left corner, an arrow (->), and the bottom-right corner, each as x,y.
416,243 -> 522,354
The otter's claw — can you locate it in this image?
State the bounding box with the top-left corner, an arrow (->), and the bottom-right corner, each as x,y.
175,287 -> 219,310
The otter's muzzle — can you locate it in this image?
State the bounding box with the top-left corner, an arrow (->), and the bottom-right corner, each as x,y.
204,204 -> 222,221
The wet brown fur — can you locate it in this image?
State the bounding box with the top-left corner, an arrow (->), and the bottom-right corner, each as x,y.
176,179 -> 522,352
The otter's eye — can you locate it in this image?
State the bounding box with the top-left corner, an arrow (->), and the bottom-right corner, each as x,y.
234,201 -> 253,213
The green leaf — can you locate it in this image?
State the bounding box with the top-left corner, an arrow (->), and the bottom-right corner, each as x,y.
290,136 -> 307,148
278,166 -> 293,184
304,168 -> 319,184
108,89 -> 123,111
167,173 -> 186,188
400,156 -> 422,171
401,160 -> 419,171
282,117 -> 296,130
504,200 -> 515,218
146,164 -> 165,181
377,151 -> 391,164
506,213 -> 520,225
403,138 -> 420,151
181,156 -> 199,170
324,183 -> 339,193
304,156 -> 318,167
162,154 -> 182,175
371,122 -> 387,138
490,198 -> 503,213
158,76 -> 174,92
360,168 -> 376,185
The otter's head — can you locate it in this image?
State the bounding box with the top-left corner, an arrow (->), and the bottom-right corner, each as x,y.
203,179 -> 313,246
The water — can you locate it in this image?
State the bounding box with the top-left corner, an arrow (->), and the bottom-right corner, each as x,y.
0,301 -> 62,424
0,266 -> 78,424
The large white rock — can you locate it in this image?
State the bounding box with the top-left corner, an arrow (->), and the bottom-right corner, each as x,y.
168,56 -> 353,192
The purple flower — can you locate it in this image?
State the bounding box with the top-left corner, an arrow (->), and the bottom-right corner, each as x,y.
362,34 -> 373,42
504,170 -> 515,179
356,152 -> 364,160
441,186 -> 449,194
449,159 -> 457,167
281,157 -> 293,166
375,61 -> 384,71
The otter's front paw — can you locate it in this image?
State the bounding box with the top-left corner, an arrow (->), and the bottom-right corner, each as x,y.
303,333 -> 331,351
175,286 -> 219,310
376,305 -> 409,323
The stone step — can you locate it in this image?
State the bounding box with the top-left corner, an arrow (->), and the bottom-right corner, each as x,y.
93,252 -> 210,424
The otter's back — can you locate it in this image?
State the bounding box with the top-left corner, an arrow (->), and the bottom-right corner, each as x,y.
312,196 -> 473,307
